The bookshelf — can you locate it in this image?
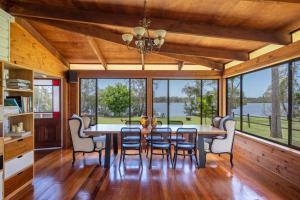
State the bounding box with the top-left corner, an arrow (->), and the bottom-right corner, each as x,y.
0,60 -> 34,199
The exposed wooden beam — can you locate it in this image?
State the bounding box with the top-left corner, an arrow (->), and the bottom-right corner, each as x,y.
243,0 -> 300,3
178,61 -> 184,71
14,18 -> 70,68
21,18 -> 248,62
7,2 -> 290,44
86,36 -> 107,70
160,53 -> 224,70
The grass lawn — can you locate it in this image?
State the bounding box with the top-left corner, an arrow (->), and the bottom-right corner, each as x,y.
96,115 -> 300,148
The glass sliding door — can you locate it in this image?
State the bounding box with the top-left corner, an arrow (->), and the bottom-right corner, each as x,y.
130,79 -> 147,121
80,79 -> 97,124
97,79 -> 130,124
169,80 -> 201,125
242,64 -> 289,144
153,80 -> 168,125
292,61 -> 300,147
227,76 -> 241,130
202,80 -> 218,125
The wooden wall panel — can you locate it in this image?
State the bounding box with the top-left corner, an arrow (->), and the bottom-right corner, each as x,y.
224,40 -> 300,78
10,22 -> 68,77
234,133 -> 300,187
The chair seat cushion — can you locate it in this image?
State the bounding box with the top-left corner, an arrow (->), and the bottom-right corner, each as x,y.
122,143 -> 141,149
168,135 -> 185,141
176,142 -> 195,149
145,136 -> 163,141
152,143 -> 170,149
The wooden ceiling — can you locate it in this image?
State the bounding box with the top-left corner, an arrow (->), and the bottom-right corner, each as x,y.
2,0 -> 300,71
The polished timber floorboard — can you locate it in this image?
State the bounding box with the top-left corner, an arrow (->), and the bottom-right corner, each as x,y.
14,149 -> 300,200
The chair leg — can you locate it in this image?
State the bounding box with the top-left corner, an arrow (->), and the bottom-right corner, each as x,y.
194,148 -> 199,167
173,149 -> 177,169
230,153 -> 234,167
139,147 -> 143,165
123,149 -> 126,162
99,150 -> 102,166
146,143 -> 149,158
162,149 -> 164,159
169,148 -> 173,167
119,149 -> 123,168
72,151 -> 76,165
83,152 -> 85,156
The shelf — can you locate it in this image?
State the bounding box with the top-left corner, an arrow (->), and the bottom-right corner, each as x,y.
5,112 -> 33,117
4,88 -> 33,93
4,134 -> 32,144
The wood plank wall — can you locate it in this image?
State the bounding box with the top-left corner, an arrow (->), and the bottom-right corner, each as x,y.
234,133 -> 300,187
9,22 -> 70,148
10,22 -> 68,77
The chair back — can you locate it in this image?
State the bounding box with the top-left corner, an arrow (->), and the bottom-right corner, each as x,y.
219,115 -> 233,130
120,127 -> 141,144
176,128 -> 197,145
150,127 -> 172,144
211,119 -> 236,153
169,120 -> 183,126
82,116 -> 91,129
69,118 -> 94,152
212,116 -> 222,128
125,120 -> 141,125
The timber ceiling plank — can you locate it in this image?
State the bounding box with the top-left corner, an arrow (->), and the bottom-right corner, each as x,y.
7,2 -> 291,44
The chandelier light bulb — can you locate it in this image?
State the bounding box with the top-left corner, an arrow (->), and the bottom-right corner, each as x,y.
133,26 -> 146,37
122,33 -> 133,44
155,29 -> 167,38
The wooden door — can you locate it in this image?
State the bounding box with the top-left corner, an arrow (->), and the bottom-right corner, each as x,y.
34,79 -> 61,149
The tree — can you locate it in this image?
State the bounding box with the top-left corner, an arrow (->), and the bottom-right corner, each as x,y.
101,83 -> 129,116
131,79 -> 146,116
182,85 -> 199,116
271,67 -> 282,138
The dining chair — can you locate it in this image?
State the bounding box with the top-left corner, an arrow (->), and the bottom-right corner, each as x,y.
81,115 -> 106,152
168,120 -> 184,141
119,127 -> 142,167
204,119 -> 236,167
173,128 -> 198,168
69,117 -> 105,165
148,127 -> 173,169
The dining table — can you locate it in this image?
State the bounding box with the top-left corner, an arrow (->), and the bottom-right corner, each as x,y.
83,124 -> 227,169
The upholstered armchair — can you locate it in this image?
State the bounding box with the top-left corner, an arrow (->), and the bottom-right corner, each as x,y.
69,117 -> 105,165
204,119 -> 236,167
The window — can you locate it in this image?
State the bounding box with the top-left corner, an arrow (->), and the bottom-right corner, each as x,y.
153,79 -> 219,125
292,61 -> 300,148
226,59 -> 300,150
80,78 -> 146,124
34,79 -> 60,119
226,76 -> 241,130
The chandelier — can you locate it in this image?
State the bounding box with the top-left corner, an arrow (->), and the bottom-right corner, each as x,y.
121,0 -> 167,55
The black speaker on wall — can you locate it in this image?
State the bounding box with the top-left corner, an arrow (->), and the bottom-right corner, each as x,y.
66,70 -> 78,83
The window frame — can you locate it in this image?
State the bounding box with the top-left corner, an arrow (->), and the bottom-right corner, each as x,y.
79,78 -> 147,125
152,78 -> 219,125
226,58 -> 300,151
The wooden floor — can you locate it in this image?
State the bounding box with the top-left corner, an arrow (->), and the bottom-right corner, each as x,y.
14,149 -> 300,200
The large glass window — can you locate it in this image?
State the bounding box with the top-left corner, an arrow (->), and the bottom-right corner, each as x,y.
226,59 -> 300,150
227,76 -> 241,130
153,80 -> 168,125
292,61 -> 300,148
80,78 -> 146,124
153,79 -> 219,125
202,80 -> 218,125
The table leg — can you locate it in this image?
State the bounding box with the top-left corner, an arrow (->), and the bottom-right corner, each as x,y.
113,133 -> 118,155
197,135 -> 206,168
104,133 -> 111,168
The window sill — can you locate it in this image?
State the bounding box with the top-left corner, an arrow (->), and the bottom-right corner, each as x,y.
235,131 -> 300,156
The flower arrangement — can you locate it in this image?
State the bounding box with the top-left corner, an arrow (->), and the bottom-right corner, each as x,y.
140,115 -> 150,128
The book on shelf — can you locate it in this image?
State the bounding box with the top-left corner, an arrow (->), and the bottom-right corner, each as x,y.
4,99 -> 21,115
5,96 -> 32,113
6,79 -> 31,90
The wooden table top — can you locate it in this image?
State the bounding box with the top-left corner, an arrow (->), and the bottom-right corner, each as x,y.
84,124 -> 227,136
